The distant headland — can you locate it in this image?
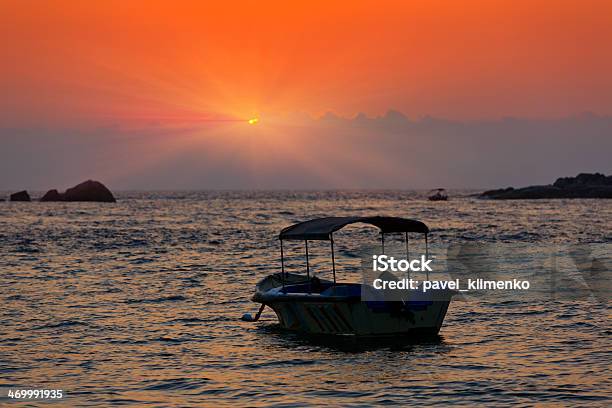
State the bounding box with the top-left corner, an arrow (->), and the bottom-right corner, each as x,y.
480,173 -> 612,199
6,180 -> 116,202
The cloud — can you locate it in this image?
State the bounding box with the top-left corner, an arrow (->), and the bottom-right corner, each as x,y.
1,113 -> 611,190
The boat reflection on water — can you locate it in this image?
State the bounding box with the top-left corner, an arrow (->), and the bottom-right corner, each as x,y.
254,322 -> 449,353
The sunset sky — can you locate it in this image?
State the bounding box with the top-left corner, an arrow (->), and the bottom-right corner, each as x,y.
1,0 -> 611,189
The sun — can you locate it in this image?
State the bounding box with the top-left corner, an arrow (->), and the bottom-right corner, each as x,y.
248,117 -> 259,125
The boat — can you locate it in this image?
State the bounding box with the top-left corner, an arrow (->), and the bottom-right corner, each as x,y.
243,216 -> 454,336
428,188 -> 448,201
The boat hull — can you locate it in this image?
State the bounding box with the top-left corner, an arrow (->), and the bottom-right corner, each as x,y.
251,274 -> 453,336
262,297 -> 451,336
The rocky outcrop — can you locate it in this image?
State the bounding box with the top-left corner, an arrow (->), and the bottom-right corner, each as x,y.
10,190 -> 31,201
480,173 -> 612,199
40,189 -> 63,202
552,173 -> 612,189
39,180 -> 116,202
64,180 -> 115,202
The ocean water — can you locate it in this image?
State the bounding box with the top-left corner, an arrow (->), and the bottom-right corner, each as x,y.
0,191 -> 610,407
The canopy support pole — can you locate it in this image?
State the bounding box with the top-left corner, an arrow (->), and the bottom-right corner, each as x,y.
330,234 -> 336,284
405,232 -> 410,279
305,240 -> 311,293
425,233 -> 429,280
280,239 -> 286,292
305,240 -> 310,280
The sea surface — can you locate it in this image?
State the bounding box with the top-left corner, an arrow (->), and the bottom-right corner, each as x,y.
0,191 -> 610,407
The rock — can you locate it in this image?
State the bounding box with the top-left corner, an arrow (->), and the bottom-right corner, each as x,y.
39,180 -> 116,203
480,187 -> 514,197
63,180 -> 116,202
480,173 -> 612,199
10,190 -> 31,201
553,173 -> 612,188
40,189 -> 63,202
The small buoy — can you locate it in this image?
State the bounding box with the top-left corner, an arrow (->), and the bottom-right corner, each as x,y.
241,305 -> 265,322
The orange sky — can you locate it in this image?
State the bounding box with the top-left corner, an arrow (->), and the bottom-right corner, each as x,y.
2,0 -> 612,126
2,1 -> 612,190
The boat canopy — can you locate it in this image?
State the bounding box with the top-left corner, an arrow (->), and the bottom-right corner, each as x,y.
279,216 -> 429,241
